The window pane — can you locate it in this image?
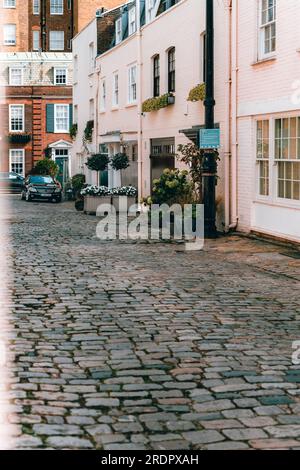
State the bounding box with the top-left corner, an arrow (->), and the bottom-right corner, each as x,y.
50,31 -> 64,50
50,0 -> 63,14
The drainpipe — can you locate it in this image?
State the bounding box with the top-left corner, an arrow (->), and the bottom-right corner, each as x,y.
229,0 -> 239,230
137,0 -> 143,200
223,0 -> 232,232
95,61 -> 101,186
41,0 -> 47,51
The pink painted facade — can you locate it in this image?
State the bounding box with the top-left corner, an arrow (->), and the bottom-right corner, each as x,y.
72,0 -> 300,242
233,0 -> 300,242
72,0 -> 230,230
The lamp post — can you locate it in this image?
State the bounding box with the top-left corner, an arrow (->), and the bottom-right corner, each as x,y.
202,0 -> 217,238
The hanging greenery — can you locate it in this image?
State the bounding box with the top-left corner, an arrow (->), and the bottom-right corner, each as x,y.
84,120 -> 94,142
110,153 -> 130,171
142,93 -> 175,113
70,123 -> 78,140
187,83 -> 206,102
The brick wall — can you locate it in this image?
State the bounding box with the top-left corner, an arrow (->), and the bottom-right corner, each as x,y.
75,0 -> 123,36
0,86 -> 72,175
0,0 -> 29,52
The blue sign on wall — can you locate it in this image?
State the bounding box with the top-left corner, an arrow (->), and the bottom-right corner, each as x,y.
199,129 -> 221,149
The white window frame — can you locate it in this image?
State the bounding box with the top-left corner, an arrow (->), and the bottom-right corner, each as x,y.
89,98 -> 95,120
258,0 -> 276,59
100,79 -> 106,111
146,0 -> 158,23
3,24 -> 16,45
32,30 -> 40,51
9,104 -> 24,132
128,6 -> 137,35
9,149 -> 25,177
50,0 -> 63,15
254,116 -> 300,207
112,72 -> 119,107
89,42 -> 95,73
3,0 -> 16,7
9,66 -> 23,86
73,55 -> 78,84
32,0 -> 40,15
256,119 -> 270,199
274,116 -> 300,204
54,104 -> 69,133
3,0 -> 16,8
128,64 -> 137,104
115,17 -> 122,45
54,67 -> 67,85
49,30 -> 64,51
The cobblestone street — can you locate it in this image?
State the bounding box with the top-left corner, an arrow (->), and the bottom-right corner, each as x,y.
1,196 -> 300,450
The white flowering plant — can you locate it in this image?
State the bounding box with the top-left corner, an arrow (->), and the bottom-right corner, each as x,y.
81,185 -> 112,196
111,186 -> 138,197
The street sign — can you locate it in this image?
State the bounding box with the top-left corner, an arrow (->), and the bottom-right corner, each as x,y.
199,129 -> 220,149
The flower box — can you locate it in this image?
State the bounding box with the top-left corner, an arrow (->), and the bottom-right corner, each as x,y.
84,195 -> 112,215
112,196 -> 136,213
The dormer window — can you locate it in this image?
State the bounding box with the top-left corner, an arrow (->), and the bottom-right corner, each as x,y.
146,0 -> 156,22
128,6 -> 136,35
115,17 -> 122,45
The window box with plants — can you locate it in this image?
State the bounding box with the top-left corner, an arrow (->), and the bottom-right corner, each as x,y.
142,93 -> 175,113
187,83 -> 205,102
8,133 -> 31,144
111,186 -> 138,213
81,185 -> 112,214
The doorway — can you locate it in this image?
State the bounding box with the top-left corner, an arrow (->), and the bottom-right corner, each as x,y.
55,149 -> 69,188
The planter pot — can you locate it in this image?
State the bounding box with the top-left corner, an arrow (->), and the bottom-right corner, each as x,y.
84,195 -> 112,215
167,95 -> 175,105
112,196 -> 136,213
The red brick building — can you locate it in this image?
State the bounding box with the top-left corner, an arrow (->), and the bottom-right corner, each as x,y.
0,1 -> 122,183
0,1 -> 123,53
0,53 -> 72,182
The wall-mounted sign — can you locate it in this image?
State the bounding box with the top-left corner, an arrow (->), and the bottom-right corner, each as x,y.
199,129 -> 220,149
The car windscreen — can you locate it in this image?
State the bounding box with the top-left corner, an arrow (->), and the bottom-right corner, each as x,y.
29,176 -> 54,184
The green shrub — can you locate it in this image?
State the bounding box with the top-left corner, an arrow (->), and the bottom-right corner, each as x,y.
187,83 -> 205,102
72,174 -> 86,196
86,153 -> 109,173
110,153 -> 130,171
31,159 -> 59,178
151,168 -> 194,206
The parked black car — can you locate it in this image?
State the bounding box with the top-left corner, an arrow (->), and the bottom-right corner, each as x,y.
21,175 -> 62,203
0,172 -> 25,193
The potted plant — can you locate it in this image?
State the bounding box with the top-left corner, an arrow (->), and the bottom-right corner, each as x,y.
85,153 -> 109,183
111,186 -> 138,213
187,83 -> 205,102
81,185 -> 112,214
72,173 -> 86,211
110,153 -> 130,171
142,93 -> 175,113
